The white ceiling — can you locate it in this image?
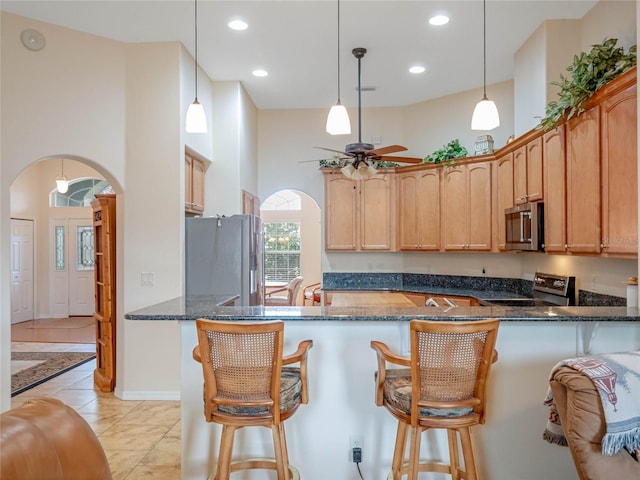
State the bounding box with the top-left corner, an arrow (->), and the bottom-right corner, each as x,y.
2,0 -> 598,110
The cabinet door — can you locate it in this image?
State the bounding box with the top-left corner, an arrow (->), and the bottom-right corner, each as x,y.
566,106 -> 601,254
526,137 -> 544,202
325,174 -> 358,250
442,167 -> 468,250
185,154 -> 193,212
416,169 -> 440,250
513,146 -> 528,204
191,157 -> 205,214
360,174 -> 394,250
601,85 -> 638,255
543,126 -> 567,253
398,170 -> 440,251
398,173 -> 420,250
496,153 -> 514,251
467,162 -> 492,250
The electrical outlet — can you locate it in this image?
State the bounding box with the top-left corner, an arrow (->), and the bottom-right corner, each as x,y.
350,435 -> 363,462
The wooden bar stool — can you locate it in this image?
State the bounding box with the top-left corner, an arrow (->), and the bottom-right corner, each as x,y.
371,318 -> 500,480
193,319 -> 313,480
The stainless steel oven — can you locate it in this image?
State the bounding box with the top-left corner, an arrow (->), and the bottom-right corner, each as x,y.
504,202 -> 544,251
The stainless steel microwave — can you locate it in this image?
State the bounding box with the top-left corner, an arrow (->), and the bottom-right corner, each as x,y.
504,202 -> 544,251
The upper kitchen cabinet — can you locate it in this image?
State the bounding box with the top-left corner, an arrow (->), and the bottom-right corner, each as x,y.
495,152 -> 514,251
542,125 -> 567,254
185,150 -> 206,215
442,160 -> 492,251
513,137 -> 543,204
566,105 -> 601,254
600,82 -> 638,256
397,169 -> 440,251
324,169 -> 396,251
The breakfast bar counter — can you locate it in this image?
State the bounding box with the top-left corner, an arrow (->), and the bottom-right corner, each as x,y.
126,297 -> 639,480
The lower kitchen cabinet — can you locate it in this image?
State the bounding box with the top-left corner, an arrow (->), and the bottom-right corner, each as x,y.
442,161 -> 492,251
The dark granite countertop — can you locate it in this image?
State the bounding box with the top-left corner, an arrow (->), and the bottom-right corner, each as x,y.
125,295 -> 640,323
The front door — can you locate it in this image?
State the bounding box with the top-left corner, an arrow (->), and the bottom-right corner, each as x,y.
69,219 -> 95,316
10,219 -> 34,324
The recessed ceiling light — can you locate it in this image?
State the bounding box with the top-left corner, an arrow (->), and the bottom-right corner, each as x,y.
429,14 -> 449,26
409,65 -> 426,74
252,69 -> 268,77
228,19 -> 248,31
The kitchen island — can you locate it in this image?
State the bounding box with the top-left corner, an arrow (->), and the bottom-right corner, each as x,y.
126,298 -> 640,480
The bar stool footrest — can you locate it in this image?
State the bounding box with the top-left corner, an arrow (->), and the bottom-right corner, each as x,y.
209,457 -> 300,479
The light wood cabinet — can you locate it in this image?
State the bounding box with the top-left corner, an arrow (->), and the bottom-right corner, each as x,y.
495,153 -> 514,251
513,138 -> 543,204
566,105 -> 602,254
600,84 -> 638,256
397,169 -> 440,250
91,194 -> 116,392
324,170 -> 395,251
442,161 -> 492,251
185,152 -> 205,214
542,125 -> 567,253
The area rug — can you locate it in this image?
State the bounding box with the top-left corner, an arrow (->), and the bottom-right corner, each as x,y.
11,352 -> 96,397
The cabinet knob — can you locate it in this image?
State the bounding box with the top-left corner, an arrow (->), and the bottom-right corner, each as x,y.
564,244 -> 569,250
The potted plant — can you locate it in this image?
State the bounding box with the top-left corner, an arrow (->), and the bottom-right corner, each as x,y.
538,38 -> 636,131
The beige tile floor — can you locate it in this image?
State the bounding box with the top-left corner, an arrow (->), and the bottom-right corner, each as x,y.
11,341 -> 181,480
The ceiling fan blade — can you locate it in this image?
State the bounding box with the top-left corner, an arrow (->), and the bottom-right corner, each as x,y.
314,146 -> 353,156
298,157 -> 350,164
369,145 -> 408,156
379,155 -> 423,164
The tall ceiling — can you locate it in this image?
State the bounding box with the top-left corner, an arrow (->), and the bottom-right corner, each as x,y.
2,1 -> 598,110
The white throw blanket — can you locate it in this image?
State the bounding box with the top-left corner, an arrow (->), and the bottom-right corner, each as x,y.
544,350 -> 640,456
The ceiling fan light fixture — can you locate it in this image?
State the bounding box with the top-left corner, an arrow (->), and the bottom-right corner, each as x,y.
326,102 -> 351,135
341,162 -> 377,180
326,0 -> 351,136
185,0 -> 207,134
471,0 -> 499,131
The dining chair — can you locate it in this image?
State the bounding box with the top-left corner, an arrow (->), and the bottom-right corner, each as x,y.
193,319 -> 313,480
302,282 -> 322,306
371,318 -> 500,480
265,276 -> 304,306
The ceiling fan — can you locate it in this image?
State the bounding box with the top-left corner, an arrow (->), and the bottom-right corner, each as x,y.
316,47 -> 422,179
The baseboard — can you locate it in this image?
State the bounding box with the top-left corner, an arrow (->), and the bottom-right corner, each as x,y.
114,388 -> 180,401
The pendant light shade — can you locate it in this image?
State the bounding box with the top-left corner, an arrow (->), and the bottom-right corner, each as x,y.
185,0 -> 207,133
326,102 -> 351,135
471,0 -> 499,131
56,158 -> 69,194
472,96 -> 500,130
326,0 -> 351,135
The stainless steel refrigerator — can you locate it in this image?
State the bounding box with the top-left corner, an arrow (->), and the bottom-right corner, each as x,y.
185,215 -> 263,306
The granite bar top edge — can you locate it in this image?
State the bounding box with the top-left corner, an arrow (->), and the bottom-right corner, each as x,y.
125,296 -> 640,323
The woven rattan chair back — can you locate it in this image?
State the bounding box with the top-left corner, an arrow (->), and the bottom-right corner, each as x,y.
197,319 -> 284,423
410,319 -> 499,425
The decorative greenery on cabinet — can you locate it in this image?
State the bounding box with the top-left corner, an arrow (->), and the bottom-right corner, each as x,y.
538,38 -> 636,131
422,139 -> 468,168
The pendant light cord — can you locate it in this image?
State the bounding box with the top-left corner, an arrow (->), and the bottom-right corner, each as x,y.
482,0 -> 487,99
357,54 -> 362,142
336,0 -> 341,103
194,0 -> 199,100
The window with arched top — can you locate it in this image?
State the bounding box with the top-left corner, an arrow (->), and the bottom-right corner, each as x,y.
262,190 -> 302,282
50,178 -> 114,207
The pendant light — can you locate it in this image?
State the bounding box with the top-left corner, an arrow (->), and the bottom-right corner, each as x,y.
56,158 -> 69,194
471,0 -> 500,131
325,0 -> 351,135
185,0 -> 208,133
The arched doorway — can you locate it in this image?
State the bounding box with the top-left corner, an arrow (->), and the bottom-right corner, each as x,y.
260,190 -> 321,306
